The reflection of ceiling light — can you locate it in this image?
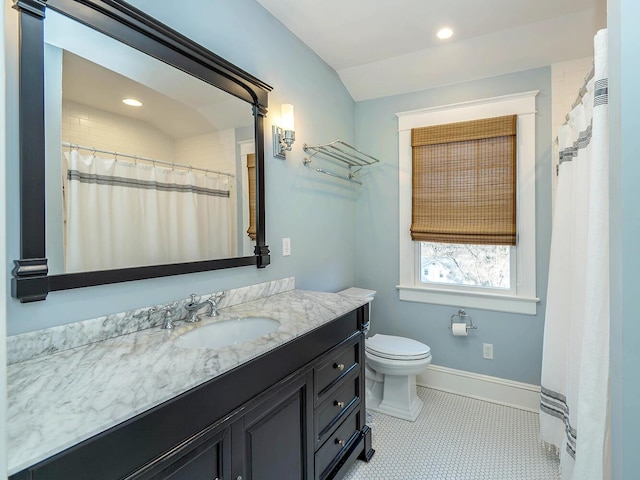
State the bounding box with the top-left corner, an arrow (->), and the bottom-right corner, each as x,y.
437,27 -> 453,40
122,98 -> 143,107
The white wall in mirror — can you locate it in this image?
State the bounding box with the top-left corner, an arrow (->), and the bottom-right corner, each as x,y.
61,97 -> 239,175
61,100 -> 175,161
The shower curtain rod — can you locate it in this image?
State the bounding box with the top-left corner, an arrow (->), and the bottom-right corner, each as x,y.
563,64 -> 595,124
62,142 -> 235,178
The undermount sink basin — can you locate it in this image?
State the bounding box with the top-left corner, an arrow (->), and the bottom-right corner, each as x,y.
174,317 -> 280,349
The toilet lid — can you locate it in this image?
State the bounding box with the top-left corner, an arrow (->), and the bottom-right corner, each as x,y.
338,287 -> 376,300
366,334 -> 431,360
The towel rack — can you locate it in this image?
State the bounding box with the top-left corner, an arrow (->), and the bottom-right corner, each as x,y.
302,140 -> 380,184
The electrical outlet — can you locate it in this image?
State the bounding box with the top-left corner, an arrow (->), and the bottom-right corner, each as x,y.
483,343 -> 494,360
282,237 -> 291,256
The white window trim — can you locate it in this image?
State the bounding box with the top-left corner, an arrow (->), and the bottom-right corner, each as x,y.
397,91 -> 540,315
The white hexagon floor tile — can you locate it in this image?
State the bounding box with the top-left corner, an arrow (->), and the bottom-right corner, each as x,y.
344,387 -> 560,480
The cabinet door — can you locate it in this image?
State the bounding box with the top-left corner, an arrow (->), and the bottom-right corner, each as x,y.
150,436 -> 224,480
125,423 -> 231,480
236,373 -> 312,480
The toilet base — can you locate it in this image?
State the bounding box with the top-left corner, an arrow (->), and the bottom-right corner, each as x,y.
366,372 -> 423,422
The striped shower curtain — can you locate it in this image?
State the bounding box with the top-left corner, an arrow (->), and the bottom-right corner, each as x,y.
64,150 -> 234,272
540,29 -> 609,480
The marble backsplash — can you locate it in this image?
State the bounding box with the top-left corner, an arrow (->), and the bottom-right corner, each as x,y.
7,277 -> 295,365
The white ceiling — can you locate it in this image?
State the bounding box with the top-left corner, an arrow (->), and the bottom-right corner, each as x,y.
256,0 -> 607,101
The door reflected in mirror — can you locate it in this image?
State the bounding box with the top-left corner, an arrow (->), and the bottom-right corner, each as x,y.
44,10 -> 256,274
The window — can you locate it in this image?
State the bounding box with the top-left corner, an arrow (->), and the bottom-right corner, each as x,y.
411,114 -> 517,294
397,92 -> 539,315
419,242 -> 512,290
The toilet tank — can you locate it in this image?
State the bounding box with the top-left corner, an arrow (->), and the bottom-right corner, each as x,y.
337,288 -> 376,331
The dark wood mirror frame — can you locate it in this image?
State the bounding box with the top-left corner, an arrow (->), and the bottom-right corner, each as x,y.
11,0 -> 272,302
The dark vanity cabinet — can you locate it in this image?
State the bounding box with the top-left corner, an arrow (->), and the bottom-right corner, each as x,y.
129,372 -> 309,480
130,421 -> 232,480
235,373 -> 311,480
10,306 -> 373,480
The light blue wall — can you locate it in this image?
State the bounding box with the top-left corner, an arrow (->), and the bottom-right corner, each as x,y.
5,0 -> 357,334
354,68 -> 552,385
609,0 -> 640,477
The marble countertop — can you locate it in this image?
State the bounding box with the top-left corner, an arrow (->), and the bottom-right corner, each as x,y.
7,289 -> 367,475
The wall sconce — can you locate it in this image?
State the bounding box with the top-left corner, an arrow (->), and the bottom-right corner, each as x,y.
273,104 -> 295,159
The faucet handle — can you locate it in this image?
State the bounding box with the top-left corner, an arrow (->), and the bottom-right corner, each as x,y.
151,304 -> 173,315
189,294 -> 197,304
210,291 -> 226,303
151,304 -> 175,329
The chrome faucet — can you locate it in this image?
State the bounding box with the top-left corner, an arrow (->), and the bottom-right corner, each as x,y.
185,292 -> 225,322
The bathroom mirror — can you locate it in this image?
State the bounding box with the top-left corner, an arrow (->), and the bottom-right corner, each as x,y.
12,0 -> 272,302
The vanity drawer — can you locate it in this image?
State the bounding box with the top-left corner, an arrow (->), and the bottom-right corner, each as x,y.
315,373 -> 360,447
314,341 -> 359,399
315,409 -> 361,480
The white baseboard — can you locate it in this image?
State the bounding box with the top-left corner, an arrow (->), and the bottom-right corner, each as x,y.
417,364 -> 541,413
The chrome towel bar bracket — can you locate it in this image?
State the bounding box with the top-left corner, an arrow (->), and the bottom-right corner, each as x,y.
302,140 -> 380,185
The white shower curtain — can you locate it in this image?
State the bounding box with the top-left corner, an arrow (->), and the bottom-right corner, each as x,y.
64,150 -> 234,272
540,29 -> 609,480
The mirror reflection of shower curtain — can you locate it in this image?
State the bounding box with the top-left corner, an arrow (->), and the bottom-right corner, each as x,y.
540,29 -> 609,480
64,150 -> 234,272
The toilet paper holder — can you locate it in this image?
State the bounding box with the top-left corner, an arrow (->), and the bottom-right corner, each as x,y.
449,309 -> 477,332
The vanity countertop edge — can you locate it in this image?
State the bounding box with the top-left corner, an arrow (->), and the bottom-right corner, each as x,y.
7,289 -> 368,475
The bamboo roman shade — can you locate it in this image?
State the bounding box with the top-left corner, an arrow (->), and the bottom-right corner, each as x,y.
411,115 -> 517,246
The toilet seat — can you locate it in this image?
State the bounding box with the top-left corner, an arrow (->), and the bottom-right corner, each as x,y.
366,334 -> 431,361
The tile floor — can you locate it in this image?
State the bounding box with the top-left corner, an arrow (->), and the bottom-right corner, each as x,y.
343,387 -> 560,480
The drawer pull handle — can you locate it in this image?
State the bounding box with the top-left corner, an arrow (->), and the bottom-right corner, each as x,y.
335,438 -> 345,447
334,363 -> 345,371
335,400 -> 345,408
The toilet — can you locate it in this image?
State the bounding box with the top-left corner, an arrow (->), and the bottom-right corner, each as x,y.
338,288 -> 432,421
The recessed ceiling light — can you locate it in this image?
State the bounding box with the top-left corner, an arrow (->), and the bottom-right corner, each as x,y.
122,98 -> 143,107
437,27 -> 453,40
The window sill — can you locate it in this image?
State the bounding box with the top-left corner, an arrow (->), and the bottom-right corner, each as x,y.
396,285 -> 539,315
